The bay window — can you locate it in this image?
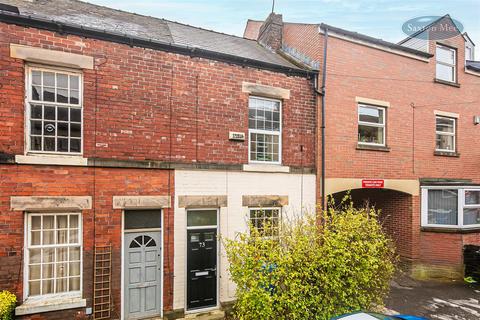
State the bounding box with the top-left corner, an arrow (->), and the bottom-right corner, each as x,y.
248,97 -> 281,164
358,104 -> 385,146
27,66 -> 82,154
26,213 -> 82,298
422,187 -> 480,228
436,44 -> 456,83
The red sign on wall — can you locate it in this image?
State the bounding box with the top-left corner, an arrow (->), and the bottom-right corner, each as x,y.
362,179 -> 384,188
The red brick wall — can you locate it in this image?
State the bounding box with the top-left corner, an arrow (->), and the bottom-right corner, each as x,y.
274,22 -> 480,180
0,22 -> 316,168
283,23 -> 323,65
243,20 -> 263,40
419,232 -> 463,266
319,33 -> 480,181
0,165 -> 174,319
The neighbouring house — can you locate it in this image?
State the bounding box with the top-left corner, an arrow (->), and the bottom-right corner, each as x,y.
245,13 -> 480,280
0,1 -> 317,319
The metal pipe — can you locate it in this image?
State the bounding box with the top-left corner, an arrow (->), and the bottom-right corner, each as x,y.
320,27 -> 329,212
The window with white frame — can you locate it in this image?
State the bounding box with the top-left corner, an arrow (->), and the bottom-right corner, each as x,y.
26,213 -> 82,297
436,44 -> 456,82
465,43 -> 474,61
248,97 -> 281,163
27,66 -> 82,154
464,190 -> 480,225
422,188 -> 480,228
435,116 -> 456,152
249,208 -> 280,237
358,104 -> 385,146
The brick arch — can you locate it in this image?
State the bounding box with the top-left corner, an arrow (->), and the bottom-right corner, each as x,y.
325,178 -> 419,196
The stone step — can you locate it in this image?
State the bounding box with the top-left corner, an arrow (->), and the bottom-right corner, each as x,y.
183,309 -> 225,320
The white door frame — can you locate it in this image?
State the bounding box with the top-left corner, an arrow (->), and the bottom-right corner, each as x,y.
184,208 -> 220,314
121,210 -> 164,320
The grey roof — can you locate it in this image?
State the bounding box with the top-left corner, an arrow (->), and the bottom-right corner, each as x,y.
165,21 -> 297,67
320,23 -> 433,58
0,0 -> 300,70
466,60 -> 480,72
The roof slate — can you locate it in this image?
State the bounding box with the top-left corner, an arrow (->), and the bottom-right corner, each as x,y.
0,0 -> 300,70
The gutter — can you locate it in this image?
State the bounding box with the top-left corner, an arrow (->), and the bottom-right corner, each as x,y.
0,10 -> 314,78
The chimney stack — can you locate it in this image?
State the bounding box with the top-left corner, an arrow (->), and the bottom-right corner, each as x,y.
258,12 -> 283,52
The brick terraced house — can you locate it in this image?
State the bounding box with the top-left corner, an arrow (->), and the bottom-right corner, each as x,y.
0,1 -> 317,319
245,13 -> 480,280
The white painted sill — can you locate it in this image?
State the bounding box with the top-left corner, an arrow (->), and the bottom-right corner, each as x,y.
15,294 -> 86,315
16,154 -> 88,166
243,164 -> 290,173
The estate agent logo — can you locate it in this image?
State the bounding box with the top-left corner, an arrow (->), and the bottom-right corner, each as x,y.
402,16 -> 464,40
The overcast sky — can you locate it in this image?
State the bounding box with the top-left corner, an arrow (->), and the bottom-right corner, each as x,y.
88,0 -> 480,53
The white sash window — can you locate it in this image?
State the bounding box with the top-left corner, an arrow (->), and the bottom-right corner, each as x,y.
27,66 -> 83,154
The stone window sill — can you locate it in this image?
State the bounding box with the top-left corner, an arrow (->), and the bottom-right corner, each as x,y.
243,164 -> 290,173
421,226 -> 480,234
434,78 -> 461,87
16,295 -> 86,315
16,154 -> 87,166
434,151 -> 460,157
356,144 -> 391,152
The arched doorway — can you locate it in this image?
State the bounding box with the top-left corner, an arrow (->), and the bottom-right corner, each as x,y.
330,188 -> 414,260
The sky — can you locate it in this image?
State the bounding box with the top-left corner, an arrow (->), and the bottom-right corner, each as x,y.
88,0 -> 480,54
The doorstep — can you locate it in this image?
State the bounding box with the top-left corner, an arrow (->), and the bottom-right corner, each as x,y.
183,309 -> 225,320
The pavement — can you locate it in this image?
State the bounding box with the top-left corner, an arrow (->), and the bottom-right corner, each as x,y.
385,275 -> 480,320
183,275 -> 480,320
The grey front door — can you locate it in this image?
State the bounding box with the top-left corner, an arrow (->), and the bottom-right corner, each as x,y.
124,232 -> 162,319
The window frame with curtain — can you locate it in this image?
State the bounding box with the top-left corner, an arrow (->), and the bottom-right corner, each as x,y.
421,187 -> 480,229
24,212 -> 82,300
357,104 -> 386,147
435,116 -> 456,152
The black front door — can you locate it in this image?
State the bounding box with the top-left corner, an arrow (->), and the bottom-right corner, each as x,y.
187,228 -> 217,310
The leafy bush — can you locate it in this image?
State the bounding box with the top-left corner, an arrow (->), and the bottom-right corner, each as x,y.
224,199 -> 397,320
0,291 -> 16,320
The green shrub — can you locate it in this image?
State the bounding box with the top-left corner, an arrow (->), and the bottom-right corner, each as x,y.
0,291 -> 16,320
223,200 -> 397,320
